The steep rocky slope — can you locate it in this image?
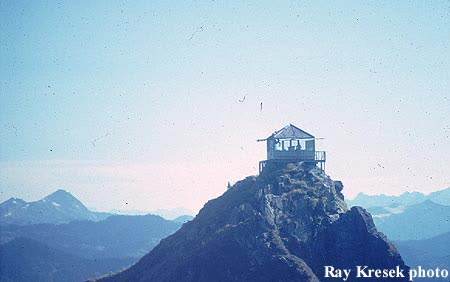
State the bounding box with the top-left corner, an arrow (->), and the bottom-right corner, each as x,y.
95,162 -> 408,281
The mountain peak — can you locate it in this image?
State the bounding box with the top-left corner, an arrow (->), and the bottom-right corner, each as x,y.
45,189 -> 72,198
43,189 -> 83,206
2,197 -> 26,205
416,199 -> 441,207
95,162 -> 408,281
0,189 -> 104,225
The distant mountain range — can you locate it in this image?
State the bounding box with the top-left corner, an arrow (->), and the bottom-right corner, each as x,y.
173,215 -> 195,223
0,237 -> 135,282
1,214 -> 182,259
345,186 -> 450,277
395,232 -> 450,282
3,184 -> 447,281
108,208 -> 195,220
345,188 -> 450,241
0,189 -> 195,225
0,189 -> 110,225
347,187 -> 450,208
149,207 -> 195,220
371,200 -> 450,241
395,231 -> 450,269
0,189 -> 186,282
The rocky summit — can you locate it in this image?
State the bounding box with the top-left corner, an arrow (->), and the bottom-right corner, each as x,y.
94,162 -> 409,281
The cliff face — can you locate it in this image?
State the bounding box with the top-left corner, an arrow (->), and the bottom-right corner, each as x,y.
95,162 -> 408,282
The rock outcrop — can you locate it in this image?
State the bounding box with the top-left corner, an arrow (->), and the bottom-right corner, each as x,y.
94,162 -> 409,281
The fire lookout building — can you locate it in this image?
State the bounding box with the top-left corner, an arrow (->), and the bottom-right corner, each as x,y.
258,124 -> 326,173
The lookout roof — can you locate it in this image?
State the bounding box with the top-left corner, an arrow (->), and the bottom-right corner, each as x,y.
269,124 -> 315,139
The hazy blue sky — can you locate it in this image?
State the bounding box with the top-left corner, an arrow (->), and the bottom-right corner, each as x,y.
1,1 -> 449,214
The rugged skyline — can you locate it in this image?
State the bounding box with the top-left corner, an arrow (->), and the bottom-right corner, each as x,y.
1,1 -> 449,213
